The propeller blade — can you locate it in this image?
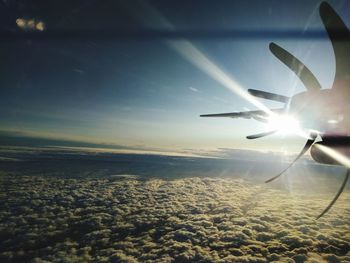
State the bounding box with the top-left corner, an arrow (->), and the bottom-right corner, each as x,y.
320,2 -> 350,87
269,42 -> 322,91
248,89 -> 290,103
246,130 -> 277,140
316,169 -> 350,219
200,108 -> 284,118
265,132 -> 318,183
252,115 -> 269,123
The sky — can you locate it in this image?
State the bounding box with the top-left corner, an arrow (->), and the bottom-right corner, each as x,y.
1,0 -> 350,154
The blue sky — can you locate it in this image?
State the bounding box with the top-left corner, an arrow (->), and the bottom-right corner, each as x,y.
0,0 -> 349,154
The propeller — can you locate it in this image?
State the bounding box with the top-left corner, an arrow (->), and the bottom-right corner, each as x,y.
269,42 -> 322,91
316,169 -> 350,219
265,3 -> 350,219
265,131 -> 318,183
263,39 -> 322,182
200,2 -> 349,219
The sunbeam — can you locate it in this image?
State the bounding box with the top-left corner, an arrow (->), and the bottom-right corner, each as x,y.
167,40 -> 273,114
125,0 -> 273,115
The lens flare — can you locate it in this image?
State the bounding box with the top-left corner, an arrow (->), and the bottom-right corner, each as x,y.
266,114 -> 302,136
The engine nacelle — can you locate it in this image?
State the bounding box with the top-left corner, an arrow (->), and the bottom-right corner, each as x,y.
310,141 -> 350,165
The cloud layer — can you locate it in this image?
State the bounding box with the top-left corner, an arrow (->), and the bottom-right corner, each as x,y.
1,174 -> 350,262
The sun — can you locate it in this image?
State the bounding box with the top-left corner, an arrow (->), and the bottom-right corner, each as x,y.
266,114 -> 302,136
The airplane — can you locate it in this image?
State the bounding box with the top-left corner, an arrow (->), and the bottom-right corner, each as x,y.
201,2 -> 350,219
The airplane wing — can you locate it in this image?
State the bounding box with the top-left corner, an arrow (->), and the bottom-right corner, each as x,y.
200,108 -> 284,120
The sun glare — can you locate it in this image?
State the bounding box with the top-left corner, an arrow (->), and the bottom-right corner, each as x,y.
266,114 -> 302,136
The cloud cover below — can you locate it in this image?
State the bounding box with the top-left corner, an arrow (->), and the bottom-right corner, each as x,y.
1,174 -> 350,262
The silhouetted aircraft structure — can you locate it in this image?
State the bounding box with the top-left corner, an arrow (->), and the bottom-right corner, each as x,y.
201,2 -> 350,219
